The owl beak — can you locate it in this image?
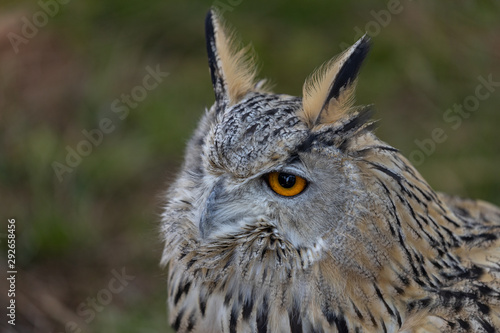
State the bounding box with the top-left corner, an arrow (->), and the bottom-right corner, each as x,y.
199,185 -> 220,239
198,181 -> 253,240
199,182 -> 240,239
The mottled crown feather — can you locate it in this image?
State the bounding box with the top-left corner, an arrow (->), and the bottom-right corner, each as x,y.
206,9 -> 370,130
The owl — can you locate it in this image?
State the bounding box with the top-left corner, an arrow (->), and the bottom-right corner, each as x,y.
160,9 -> 500,333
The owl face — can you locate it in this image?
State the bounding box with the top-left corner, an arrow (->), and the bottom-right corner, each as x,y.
169,10 -> 376,257
197,90 -> 369,250
183,10 -> 375,253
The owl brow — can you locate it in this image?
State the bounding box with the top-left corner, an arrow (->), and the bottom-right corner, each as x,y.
330,106 -> 373,137
285,154 -> 301,165
296,106 -> 375,153
296,132 -> 322,153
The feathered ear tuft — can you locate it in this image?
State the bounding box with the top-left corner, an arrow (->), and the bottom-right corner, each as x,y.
299,35 -> 371,128
205,9 -> 260,108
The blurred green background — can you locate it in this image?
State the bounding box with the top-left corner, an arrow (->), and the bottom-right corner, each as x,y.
0,0 -> 499,332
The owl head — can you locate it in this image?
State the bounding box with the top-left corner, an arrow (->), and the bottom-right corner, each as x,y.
162,11 -> 500,332
162,9 -> 416,280
199,8 -> 375,245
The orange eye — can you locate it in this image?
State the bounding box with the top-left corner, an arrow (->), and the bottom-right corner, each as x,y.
267,172 -> 307,197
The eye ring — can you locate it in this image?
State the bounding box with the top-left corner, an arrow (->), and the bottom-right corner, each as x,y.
266,172 -> 307,197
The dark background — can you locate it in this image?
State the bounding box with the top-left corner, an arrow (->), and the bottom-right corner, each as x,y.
1,0 -> 499,332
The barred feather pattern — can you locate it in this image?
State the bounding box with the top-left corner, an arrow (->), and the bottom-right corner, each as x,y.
161,93 -> 500,333
161,10 -> 500,333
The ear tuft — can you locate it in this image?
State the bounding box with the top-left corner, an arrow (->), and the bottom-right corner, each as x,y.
299,35 -> 371,128
205,9 -> 260,107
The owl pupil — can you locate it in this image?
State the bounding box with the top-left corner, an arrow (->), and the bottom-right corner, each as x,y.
278,173 -> 296,188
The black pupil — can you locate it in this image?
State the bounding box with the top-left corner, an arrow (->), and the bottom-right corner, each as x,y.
278,173 -> 296,188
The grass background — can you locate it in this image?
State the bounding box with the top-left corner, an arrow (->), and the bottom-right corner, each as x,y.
0,0 -> 499,332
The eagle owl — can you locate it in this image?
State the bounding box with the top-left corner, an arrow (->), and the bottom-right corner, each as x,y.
161,10 -> 500,333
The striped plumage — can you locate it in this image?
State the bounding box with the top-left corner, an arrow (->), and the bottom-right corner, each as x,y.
161,10 -> 500,333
